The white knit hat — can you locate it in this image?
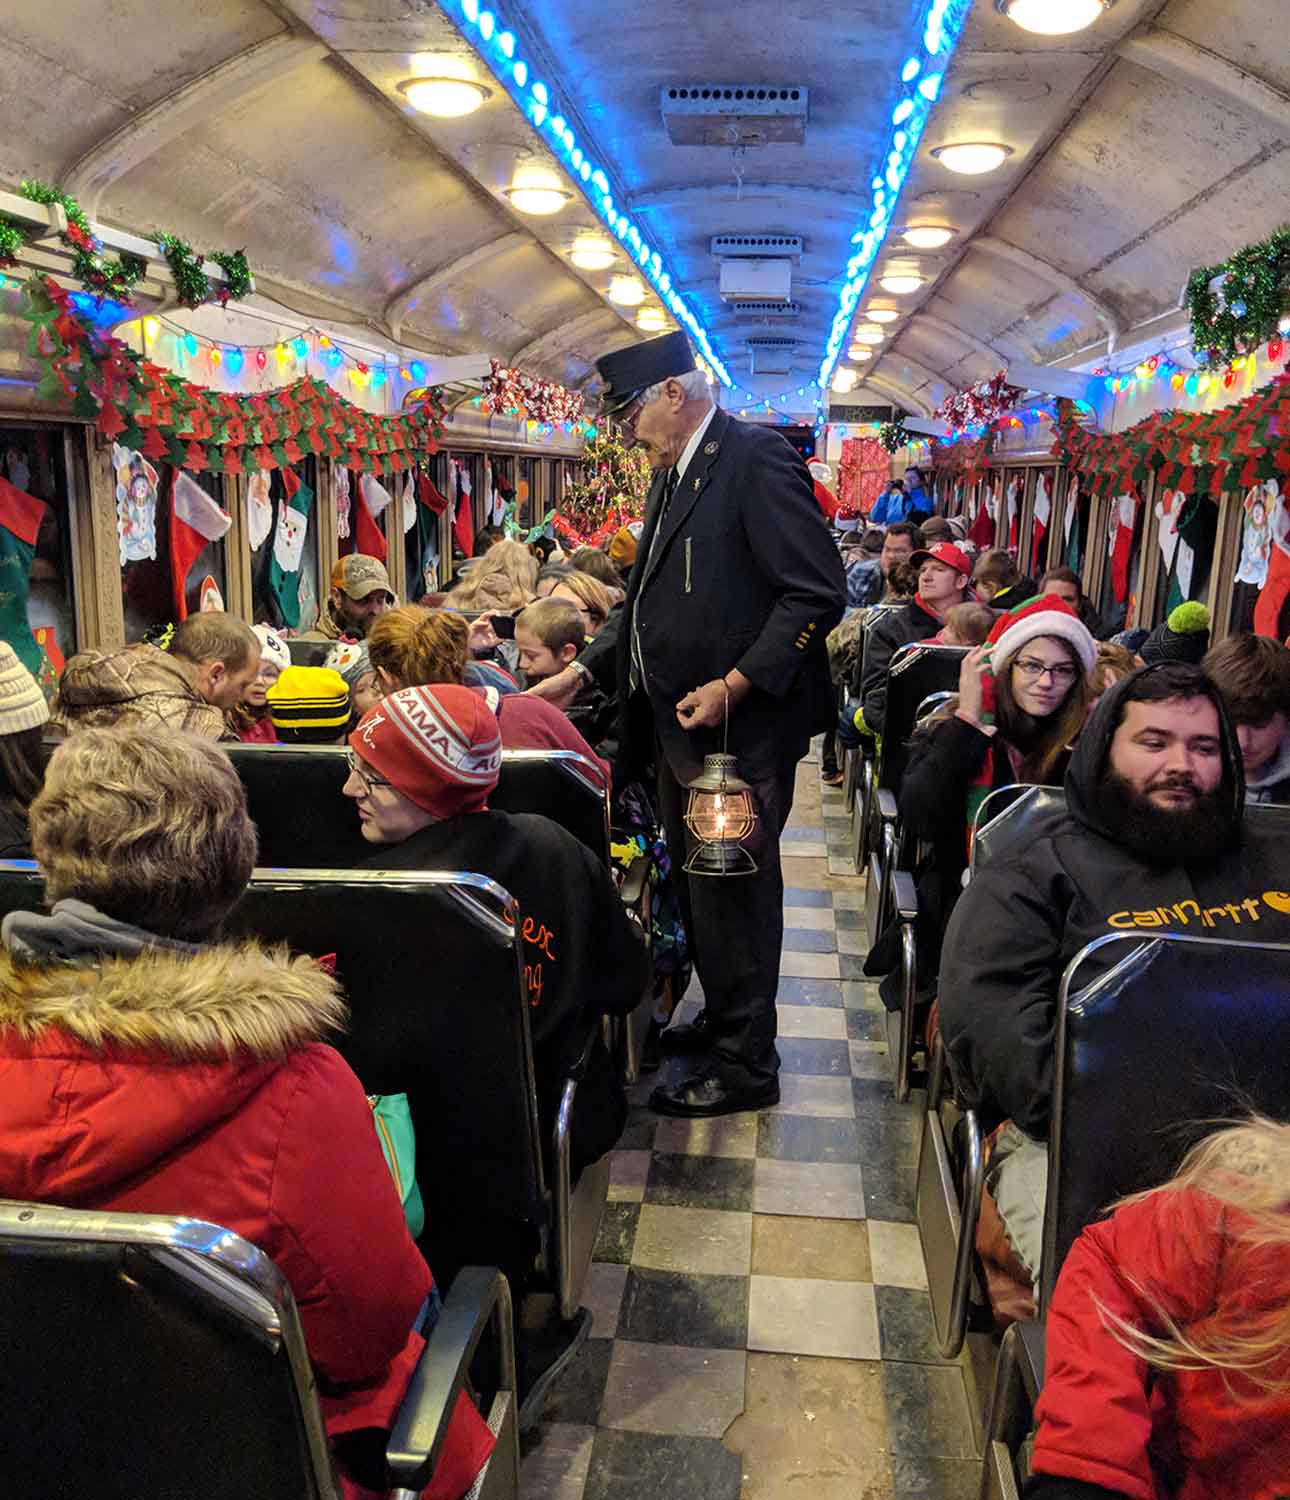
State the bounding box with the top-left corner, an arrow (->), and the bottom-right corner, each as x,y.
987,594 -> 1098,678
0,642 -> 49,734
252,624 -> 292,676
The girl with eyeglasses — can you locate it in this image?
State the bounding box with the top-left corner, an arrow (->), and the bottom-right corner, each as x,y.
868,596 -> 1097,1024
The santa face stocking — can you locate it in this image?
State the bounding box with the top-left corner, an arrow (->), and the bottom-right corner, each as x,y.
269,469 -> 314,629
1108,493 -> 1138,605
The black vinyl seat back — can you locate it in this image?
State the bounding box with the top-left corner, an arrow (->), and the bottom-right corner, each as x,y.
224,871 -> 544,1283
1044,931 -> 1290,1308
879,644 -> 967,793
487,750 -> 610,863
0,1203 -> 339,1500
0,860 -> 42,924
970,785 -> 1067,873
226,745 -> 610,868
225,746 -> 368,868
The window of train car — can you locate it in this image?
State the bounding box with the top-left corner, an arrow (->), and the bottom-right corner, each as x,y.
120,465 -> 228,642
1,421 -> 77,673
250,461 -> 321,633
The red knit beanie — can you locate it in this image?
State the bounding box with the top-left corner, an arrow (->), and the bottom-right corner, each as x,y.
351,684 -> 501,817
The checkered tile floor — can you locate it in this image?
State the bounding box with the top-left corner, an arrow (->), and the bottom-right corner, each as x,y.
520,758 -> 981,1500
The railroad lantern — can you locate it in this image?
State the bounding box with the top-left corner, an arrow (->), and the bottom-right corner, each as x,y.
683,753 -> 759,876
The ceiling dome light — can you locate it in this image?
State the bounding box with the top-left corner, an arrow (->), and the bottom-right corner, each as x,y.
504,183 -> 572,215
570,236 -> 616,271
866,308 -> 900,324
847,347 -> 874,362
931,142 -> 1013,175
879,274 -> 925,295
901,225 -> 955,249
636,306 -> 666,331
998,0 -> 1111,36
609,275 -> 646,307
831,367 -> 859,393
398,77 -> 492,118
853,327 -> 886,345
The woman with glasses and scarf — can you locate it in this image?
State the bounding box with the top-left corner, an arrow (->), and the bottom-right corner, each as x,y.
877,596 -> 1096,1013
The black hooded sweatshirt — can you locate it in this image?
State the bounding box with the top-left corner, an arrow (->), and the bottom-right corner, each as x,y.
938,664 -> 1290,1139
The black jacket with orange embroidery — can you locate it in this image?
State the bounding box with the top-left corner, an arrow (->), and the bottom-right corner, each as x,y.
938,665 -> 1290,1138
357,809 -> 648,1171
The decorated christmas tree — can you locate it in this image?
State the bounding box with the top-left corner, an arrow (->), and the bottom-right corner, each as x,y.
555,428 -> 652,547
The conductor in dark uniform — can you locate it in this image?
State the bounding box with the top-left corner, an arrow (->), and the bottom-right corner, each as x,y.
595,332 -> 846,1117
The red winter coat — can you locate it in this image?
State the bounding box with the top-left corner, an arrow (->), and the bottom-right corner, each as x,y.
1032,1188 -> 1290,1500
0,942 -> 493,1500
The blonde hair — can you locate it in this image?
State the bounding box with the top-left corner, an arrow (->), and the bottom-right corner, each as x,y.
446,539 -> 538,611
367,606 -> 468,689
1092,640 -> 1137,697
1098,1116 -> 1290,1394
516,597 -> 584,655
32,727 -> 257,939
551,570 -> 612,631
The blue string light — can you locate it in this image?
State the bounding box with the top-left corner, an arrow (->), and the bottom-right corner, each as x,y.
817,0 -> 973,392
438,0 -> 731,386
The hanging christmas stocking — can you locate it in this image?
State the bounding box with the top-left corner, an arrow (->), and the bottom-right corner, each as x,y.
170,470 -> 231,621
1064,478 -> 1081,570
1254,481 -> 1290,638
1006,478 -> 1021,550
0,475 -> 47,678
269,468 -> 314,630
1032,472 -> 1051,561
1170,495 -> 1218,612
1108,493 -> 1137,605
969,484 -> 996,549
353,474 -> 390,564
454,462 -> 475,555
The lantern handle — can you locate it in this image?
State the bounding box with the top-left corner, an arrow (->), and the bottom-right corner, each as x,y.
722,678 -> 730,759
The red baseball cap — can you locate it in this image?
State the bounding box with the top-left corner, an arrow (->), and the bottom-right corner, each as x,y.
350,684 -> 501,818
910,541 -> 972,576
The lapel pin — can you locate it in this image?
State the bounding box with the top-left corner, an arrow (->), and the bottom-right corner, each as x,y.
703,441 -> 719,455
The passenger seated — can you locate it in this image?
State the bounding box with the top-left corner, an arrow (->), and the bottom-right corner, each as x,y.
1089,640 -> 1137,713
0,726 -> 493,1500
515,598 -> 618,756
444,538 -> 538,614
53,611 -> 260,741
846,521 -> 922,610
534,562 -> 575,599
266,665 -> 351,744
302,554 -> 394,643
368,606 -> 611,786
230,624 -> 290,743
567,545 -> 625,603
935,601 -> 994,647
344,685 -> 649,1173
858,541 -> 971,737
1039,564 -> 1105,639
0,642 -> 49,857
972,548 -> 1036,612
875,598 -> 1095,1007
549,569 -> 613,639
939,663 -> 1290,1292
325,640 -> 382,718
1029,1116 -> 1290,1500
1203,632 -> 1290,806
1140,601 -> 1211,665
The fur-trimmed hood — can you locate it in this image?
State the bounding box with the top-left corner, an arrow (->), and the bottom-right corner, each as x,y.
0,943 -> 347,1202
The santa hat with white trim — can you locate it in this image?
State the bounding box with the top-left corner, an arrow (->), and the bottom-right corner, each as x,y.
986,593 -> 1097,678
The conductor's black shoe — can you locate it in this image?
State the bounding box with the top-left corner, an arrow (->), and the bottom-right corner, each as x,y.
657,1014 -> 713,1055
650,1070 -> 780,1117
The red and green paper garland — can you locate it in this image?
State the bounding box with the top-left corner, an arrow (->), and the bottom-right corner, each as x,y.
1051,373 -> 1290,499
485,359 -> 585,426
22,276 -> 445,476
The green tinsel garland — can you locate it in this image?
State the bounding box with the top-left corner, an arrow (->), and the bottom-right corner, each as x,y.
19,179 -> 147,302
0,215 -> 24,266
210,249 -> 252,303
156,239 -> 251,307
878,419 -> 910,454
1185,224 -> 1290,365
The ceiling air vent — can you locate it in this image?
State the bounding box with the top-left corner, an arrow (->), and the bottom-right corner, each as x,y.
747,334 -> 799,375
711,235 -> 804,259
730,300 -> 801,319
661,85 -> 808,147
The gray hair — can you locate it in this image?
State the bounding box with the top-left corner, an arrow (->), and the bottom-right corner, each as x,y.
639,369 -> 712,405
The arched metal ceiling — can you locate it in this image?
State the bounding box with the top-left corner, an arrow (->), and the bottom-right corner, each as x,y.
0,0 -> 1286,415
